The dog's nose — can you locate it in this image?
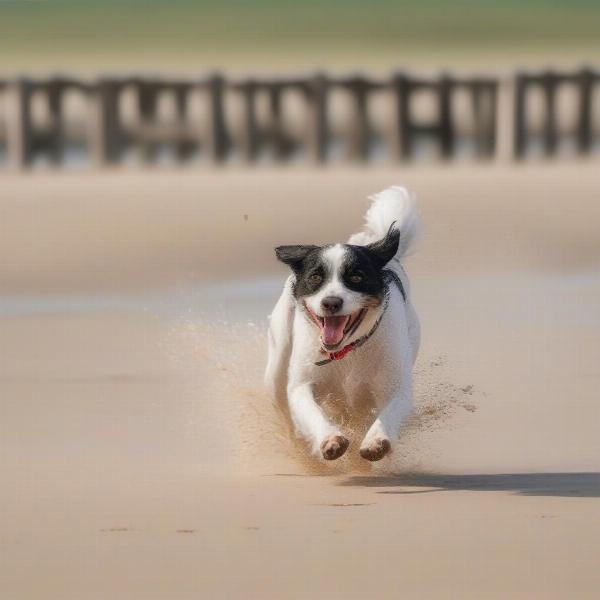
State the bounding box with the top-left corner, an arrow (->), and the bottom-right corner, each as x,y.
321,296 -> 343,314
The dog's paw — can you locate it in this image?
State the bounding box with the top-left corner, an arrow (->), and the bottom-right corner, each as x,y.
359,438 -> 391,462
320,435 -> 350,461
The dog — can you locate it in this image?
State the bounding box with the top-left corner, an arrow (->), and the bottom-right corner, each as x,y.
265,186 -> 420,462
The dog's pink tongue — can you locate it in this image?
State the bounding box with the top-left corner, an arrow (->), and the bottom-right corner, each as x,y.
322,316 -> 348,346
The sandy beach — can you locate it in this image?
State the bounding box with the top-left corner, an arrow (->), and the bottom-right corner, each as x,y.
1,163 -> 600,599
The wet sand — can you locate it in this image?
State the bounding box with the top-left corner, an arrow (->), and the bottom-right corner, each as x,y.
1,164 -> 600,598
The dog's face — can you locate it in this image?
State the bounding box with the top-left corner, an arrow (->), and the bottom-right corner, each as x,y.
275,227 -> 399,351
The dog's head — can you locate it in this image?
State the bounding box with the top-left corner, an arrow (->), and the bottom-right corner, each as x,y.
275,226 -> 399,352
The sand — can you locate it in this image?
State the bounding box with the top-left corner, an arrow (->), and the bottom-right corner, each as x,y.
1,163 -> 600,599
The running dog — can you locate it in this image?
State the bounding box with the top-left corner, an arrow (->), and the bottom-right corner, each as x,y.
265,186 -> 420,461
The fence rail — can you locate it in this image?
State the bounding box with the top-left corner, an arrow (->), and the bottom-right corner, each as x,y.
0,68 -> 598,169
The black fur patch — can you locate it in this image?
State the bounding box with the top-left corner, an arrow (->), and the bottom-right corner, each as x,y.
339,224 -> 400,297
364,224 -> 400,269
275,244 -> 331,298
340,245 -> 387,298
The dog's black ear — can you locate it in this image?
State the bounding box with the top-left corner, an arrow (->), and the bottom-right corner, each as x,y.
275,245 -> 319,272
365,223 -> 400,269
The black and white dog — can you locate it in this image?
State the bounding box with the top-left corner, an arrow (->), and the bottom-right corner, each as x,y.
265,187 -> 420,462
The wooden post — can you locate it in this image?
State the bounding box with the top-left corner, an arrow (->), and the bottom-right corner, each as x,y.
306,73 -> 328,163
47,80 -> 64,164
513,73 -> 527,159
138,81 -> 158,118
207,74 -> 227,163
346,77 -> 370,161
268,83 -> 287,160
89,78 -> 120,167
486,83 -> 499,157
174,85 -> 189,160
471,83 -> 485,157
137,81 -> 158,162
542,71 -> 558,156
577,68 -> 593,154
6,78 -> 33,169
396,75 -> 412,160
438,75 -> 453,158
471,83 -> 483,156
390,74 -> 404,160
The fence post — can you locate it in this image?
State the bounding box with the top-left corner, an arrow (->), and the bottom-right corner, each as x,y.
542,71 -> 558,156
6,78 -> 33,169
487,83 -> 499,157
438,75 -> 453,158
393,74 -> 412,160
346,76 -> 370,161
47,80 -> 64,164
268,83 -> 288,160
89,78 -> 120,167
208,74 -> 227,163
173,85 -> 190,160
513,73 -> 527,159
138,81 -> 159,162
306,73 -> 328,163
577,67 -> 593,154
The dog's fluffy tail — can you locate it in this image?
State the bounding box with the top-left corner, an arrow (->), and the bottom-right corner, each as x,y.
348,186 -> 420,260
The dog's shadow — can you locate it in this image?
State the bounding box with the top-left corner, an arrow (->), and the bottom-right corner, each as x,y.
337,472 -> 600,498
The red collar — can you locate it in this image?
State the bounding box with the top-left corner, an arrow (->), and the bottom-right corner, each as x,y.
320,341 -> 356,363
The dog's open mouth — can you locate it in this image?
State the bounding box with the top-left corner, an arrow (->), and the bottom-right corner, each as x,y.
308,308 -> 367,350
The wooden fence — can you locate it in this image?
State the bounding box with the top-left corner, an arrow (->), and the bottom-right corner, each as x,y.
0,68 -> 598,169
513,68 -> 599,157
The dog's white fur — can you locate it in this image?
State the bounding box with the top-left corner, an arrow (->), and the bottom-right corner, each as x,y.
265,186 -> 421,460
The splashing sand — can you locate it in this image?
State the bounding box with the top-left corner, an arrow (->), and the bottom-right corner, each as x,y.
165,318 -> 479,475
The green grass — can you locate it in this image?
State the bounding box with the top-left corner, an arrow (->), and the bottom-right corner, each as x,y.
1,0 -> 600,71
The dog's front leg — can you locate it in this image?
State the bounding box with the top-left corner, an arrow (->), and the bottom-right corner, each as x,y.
359,391 -> 412,461
360,353 -> 413,462
288,383 -> 349,460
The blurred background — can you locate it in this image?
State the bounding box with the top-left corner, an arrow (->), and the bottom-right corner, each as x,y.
2,0 -> 600,72
1,2 -> 600,598
2,0 -> 600,171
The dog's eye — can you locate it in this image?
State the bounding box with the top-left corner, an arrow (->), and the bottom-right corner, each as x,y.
349,273 -> 363,283
308,273 -> 323,285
